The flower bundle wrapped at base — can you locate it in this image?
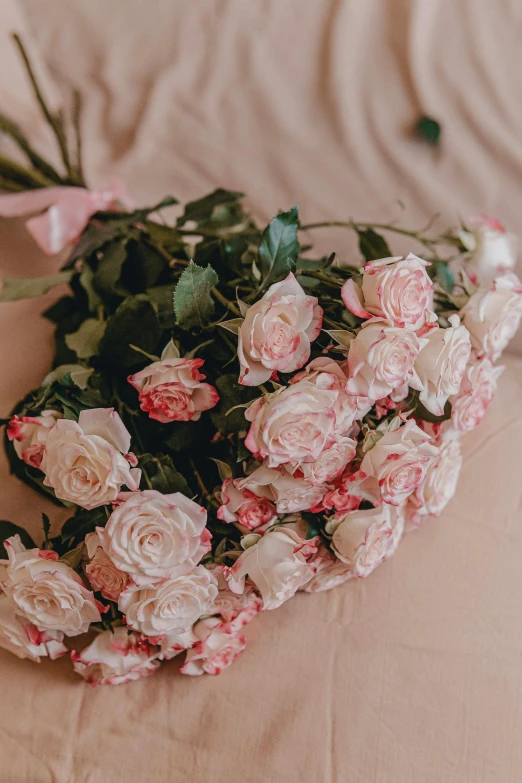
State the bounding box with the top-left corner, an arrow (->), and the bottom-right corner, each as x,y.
0,39 -> 520,684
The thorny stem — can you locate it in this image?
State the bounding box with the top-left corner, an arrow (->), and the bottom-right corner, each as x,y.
210,287 -> 242,317
190,460 -> 217,506
71,90 -> 87,187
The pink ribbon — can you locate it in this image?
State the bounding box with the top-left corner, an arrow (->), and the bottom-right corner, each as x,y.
0,179 -> 134,254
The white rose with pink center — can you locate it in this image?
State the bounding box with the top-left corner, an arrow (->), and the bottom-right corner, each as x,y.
461,274 -> 522,361
227,526 -> 317,610
7,410 -> 62,470
414,315 -> 471,416
237,273 -> 323,386
341,253 -> 437,333
360,420 -> 439,506
128,341 -> 219,423
180,617 -> 247,676
450,356 -> 504,433
329,503 -> 404,578
406,433 -> 463,528
244,380 -> 338,467
87,490 -> 211,585
346,320 -> 427,400
41,408 -> 141,509
461,215 -> 518,285
72,627 -> 160,686
0,536 -> 101,636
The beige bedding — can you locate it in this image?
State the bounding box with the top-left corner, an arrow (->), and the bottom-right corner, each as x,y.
1,1 -> 522,780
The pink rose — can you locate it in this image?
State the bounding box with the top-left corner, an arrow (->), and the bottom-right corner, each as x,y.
291,357 -> 366,434
118,566 -> 218,637
360,420 -> 439,506
0,595 -> 67,662
237,272 -> 323,386
301,546 -> 354,593
41,408 -> 141,509
180,617 -> 247,676
329,503 -> 404,578
227,526 -> 316,610
72,627 -> 160,686
218,476 -> 278,530
450,356 -> 504,432
406,432 -> 462,528
414,315 -> 471,416
461,274 -> 522,361
346,321 -> 426,400
341,253 -> 437,333
0,536 -> 101,636
128,341 -> 219,423
7,410 -> 62,469
84,545 -> 129,602
245,380 -> 338,467
462,216 -> 518,285
297,439 -> 356,485
88,490 -> 211,585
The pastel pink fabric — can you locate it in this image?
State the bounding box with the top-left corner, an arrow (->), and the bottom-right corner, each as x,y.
1,1 -> 522,780
0,181 -> 132,254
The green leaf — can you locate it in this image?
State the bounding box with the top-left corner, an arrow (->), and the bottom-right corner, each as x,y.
415,115 -> 441,146
59,543 -> 86,571
65,318 -> 107,359
41,513 -> 51,547
146,284 -> 177,329
258,206 -> 300,287
297,252 -> 336,272
178,188 -> 244,226
79,262 -> 104,311
415,398 -> 452,424
139,453 -> 191,495
42,364 -> 94,391
67,221 -> 129,264
60,507 -> 108,548
210,458 -> 233,482
92,240 -> 129,299
99,295 -> 162,369
0,270 -> 73,302
120,239 -> 168,293
173,261 -> 219,330
0,521 -> 36,558
211,374 -> 257,435
435,261 -> 455,294
219,318 -> 243,335
356,228 -> 391,263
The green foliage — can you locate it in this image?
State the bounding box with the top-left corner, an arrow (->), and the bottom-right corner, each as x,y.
356,228 -> 391,263
415,115 -> 441,146
173,262 -> 219,330
65,318 -> 106,359
0,271 -> 73,302
258,206 -> 300,287
139,453 -> 191,495
99,295 -> 162,369
59,506 -> 108,551
177,188 -> 244,227
434,261 -> 455,294
0,520 -> 36,557
211,374 -> 257,435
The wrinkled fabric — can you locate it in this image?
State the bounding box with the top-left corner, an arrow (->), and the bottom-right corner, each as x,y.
1,1 -> 522,780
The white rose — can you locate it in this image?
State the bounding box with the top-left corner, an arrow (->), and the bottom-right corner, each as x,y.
41,408 -> 141,509
291,356 -> 366,434
298,438 -> 356,485
462,216 -> 518,285
450,356 -> 504,433
0,536 -> 101,636
205,564 -> 262,629
180,617 -> 247,676
360,420 -> 439,506
6,410 -> 62,470
301,545 -> 354,593
88,490 -> 211,584
462,274 -> 522,361
245,380 -> 338,467
72,627 -> 160,686
414,315 -> 471,416
217,472 -> 278,530
346,321 -> 426,400
330,503 -> 404,578
406,432 -> 462,526
341,253 -> 437,333
238,273 -> 323,386
0,595 -> 67,662
227,526 -> 315,610
118,565 -> 218,637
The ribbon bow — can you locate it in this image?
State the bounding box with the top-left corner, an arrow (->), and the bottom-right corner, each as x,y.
0,179 -> 133,254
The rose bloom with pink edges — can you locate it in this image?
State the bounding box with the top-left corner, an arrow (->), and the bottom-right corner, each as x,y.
7,410 -> 62,470
237,272 -> 323,386
128,340 -> 219,423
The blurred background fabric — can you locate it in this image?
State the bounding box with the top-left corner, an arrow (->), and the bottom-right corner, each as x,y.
1,1 -> 522,781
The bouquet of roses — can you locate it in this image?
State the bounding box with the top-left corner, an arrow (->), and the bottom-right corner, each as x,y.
0,38 -> 520,685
